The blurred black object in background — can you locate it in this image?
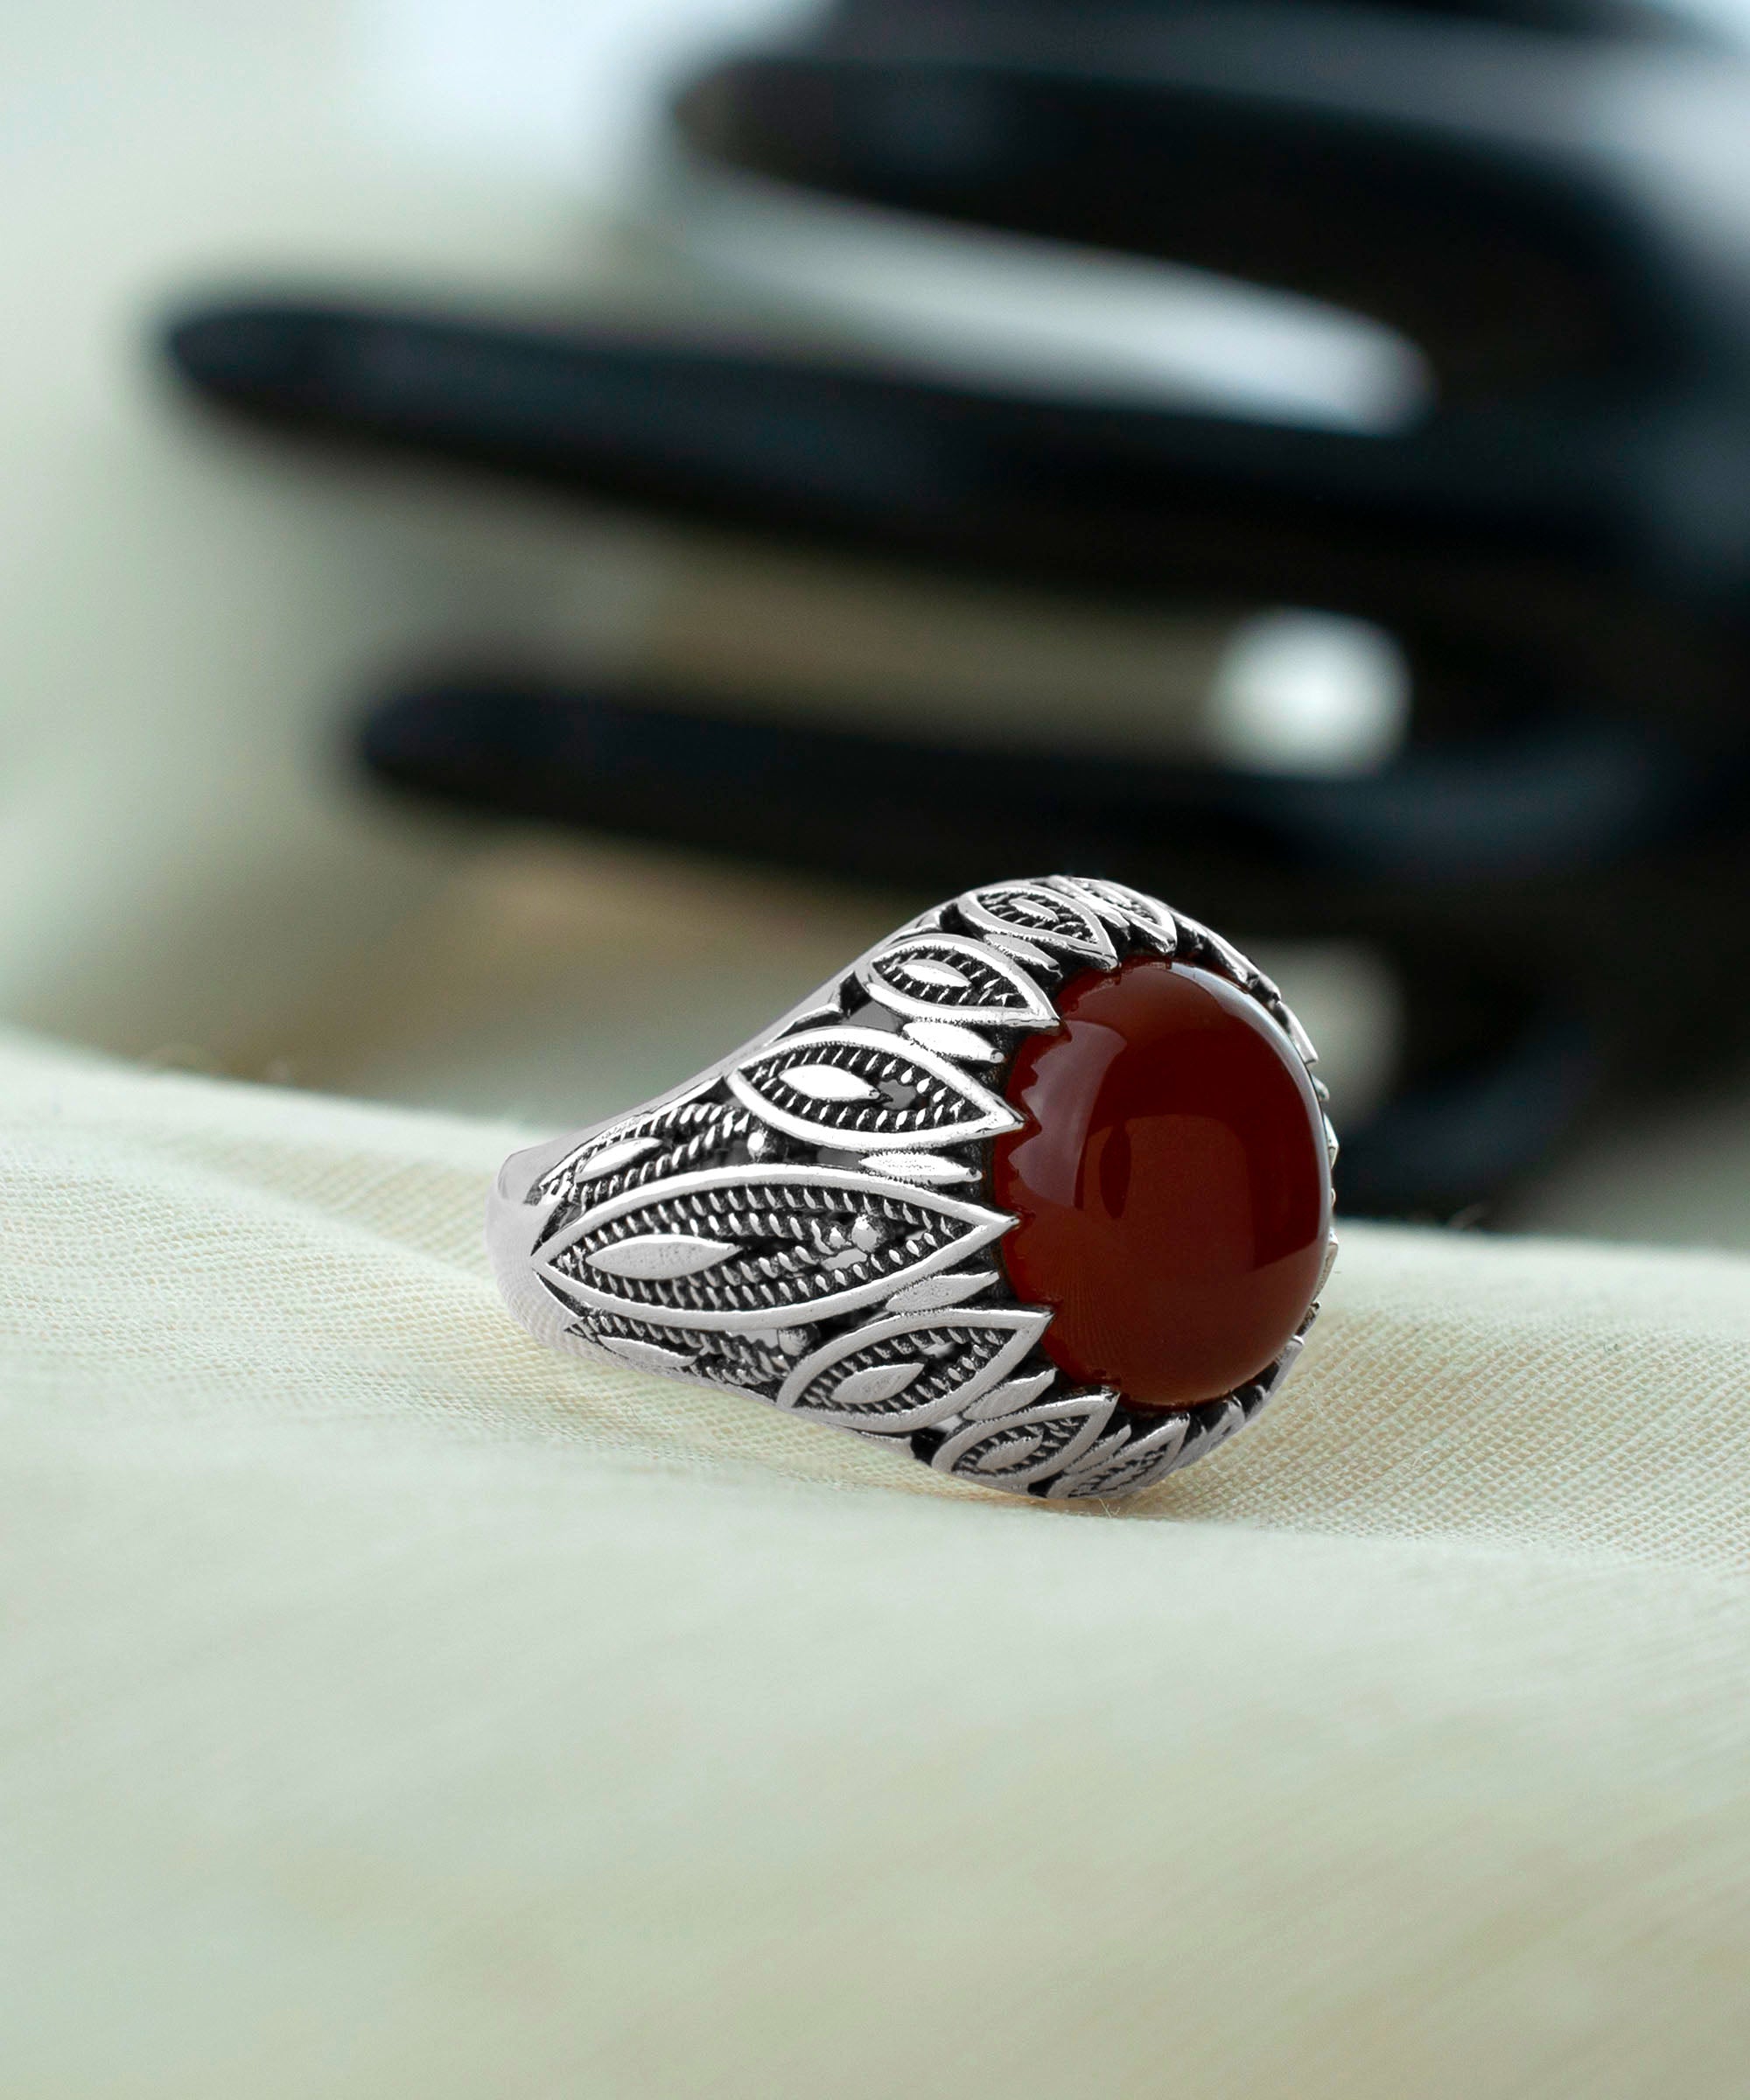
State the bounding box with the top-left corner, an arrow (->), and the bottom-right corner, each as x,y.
164,0 -> 1750,1218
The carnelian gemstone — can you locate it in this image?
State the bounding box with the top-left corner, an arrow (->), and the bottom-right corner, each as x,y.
992,957 -> 1330,1410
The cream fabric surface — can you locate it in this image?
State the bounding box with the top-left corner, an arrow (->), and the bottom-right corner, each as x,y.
6,1024 -> 1750,2098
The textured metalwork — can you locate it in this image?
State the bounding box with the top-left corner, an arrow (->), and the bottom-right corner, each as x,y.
487,876 -> 1335,1502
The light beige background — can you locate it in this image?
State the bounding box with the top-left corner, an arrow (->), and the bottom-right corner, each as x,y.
5,4 -> 1750,2094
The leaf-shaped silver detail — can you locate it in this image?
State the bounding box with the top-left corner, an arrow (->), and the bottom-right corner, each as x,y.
776,1308 -> 1049,1433
1042,874 -> 1128,932
885,1269 -> 999,1313
727,1027 -> 1019,1150
778,1062 -> 882,1104
901,1019 -> 1003,1066
1045,1413 -> 1192,1499
536,1096 -> 750,1210
900,958 -> 970,989
961,1368 -> 1056,1422
860,933 -> 1055,1029
832,1362 -> 925,1411
556,1132 -> 662,1188
933,1390 -> 1117,1489
1048,876 -> 1179,956
984,933 -> 1058,971
541,1167 -> 1011,1333
582,1233 -> 739,1281
858,1151 -> 975,1186
957,881 -> 1116,966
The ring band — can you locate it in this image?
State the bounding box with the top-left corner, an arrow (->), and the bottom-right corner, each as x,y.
487,877 -> 1337,1501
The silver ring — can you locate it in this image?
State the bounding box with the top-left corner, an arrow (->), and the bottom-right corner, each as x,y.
487,877 -> 1338,1501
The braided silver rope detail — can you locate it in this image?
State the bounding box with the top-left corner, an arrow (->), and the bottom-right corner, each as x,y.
487,877 -> 1336,1501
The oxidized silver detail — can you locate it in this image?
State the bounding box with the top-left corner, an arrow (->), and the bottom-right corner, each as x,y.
486,875 -> 1335,1502
540,1166 -> 1011,1333
859,932 -> 1058,1030
958,880 -> 1118,967
776,1306 -> 1051,1433
726,1026 -> 1019,1150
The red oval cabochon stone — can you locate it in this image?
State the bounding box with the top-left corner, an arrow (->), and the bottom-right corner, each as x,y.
992,958 -> 1331,1410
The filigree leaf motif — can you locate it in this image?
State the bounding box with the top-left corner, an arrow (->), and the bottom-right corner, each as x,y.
536,1093 -> 741,1211
956,881 -> 1116,966
540,1166 -> 1011,1334
775,1063 -> 876,1103
858,1151 -> 975,1185
1045,1413 -> 1191,1499
961,1367 -> 1055,1422
933,1390 -> 1117,1490
585,1233 -> 738,1281
727,1027 -> 1019,1151
834,1362 -> 924,1410
776,1308 -> 1049,1434
860,934 -> 1056,1029
989,938 -> 1063,977
885,1269 -> 999,1313
541,1131 -> 661,1198
902,1020 -> 1004,1067
1048,876 -> 1179,956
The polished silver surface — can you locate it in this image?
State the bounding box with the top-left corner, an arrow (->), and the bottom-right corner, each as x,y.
488,878 -> 1336,1502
